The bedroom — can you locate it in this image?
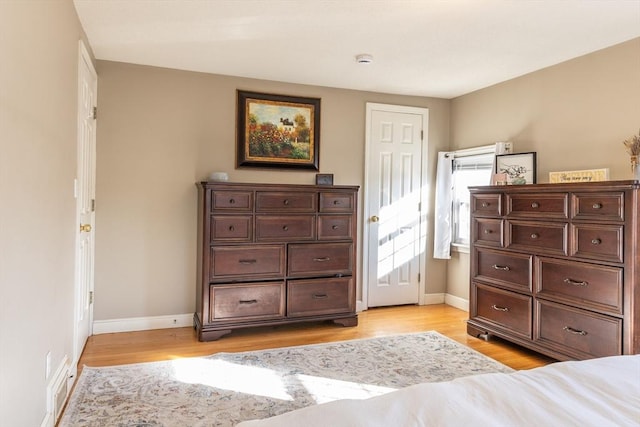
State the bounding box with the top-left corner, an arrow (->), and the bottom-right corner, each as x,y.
1,1 -> 639,426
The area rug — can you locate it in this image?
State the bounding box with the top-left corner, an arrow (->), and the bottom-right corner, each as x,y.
59,331 -> 513,427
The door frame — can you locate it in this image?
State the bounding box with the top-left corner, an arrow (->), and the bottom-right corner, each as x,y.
72,39 -> 97,372
361,102 -> 429,310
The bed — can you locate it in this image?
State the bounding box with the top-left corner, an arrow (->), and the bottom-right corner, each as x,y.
236,355 -> 640,427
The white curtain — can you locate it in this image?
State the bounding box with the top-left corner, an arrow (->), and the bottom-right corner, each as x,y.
433,152 -> 453,259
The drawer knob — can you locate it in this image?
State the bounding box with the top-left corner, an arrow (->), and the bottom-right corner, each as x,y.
332,225 -> 339,230
484,229 -> 492,234
563,278 -> 588,287
531,202 -> 539,208
592,203 -> 603,209
238,259 -> 257,265
481,202 -> 490,208
239,299 -> 258,305
283,199 -> 290,205
563,326 -> 587,336
228,225 -> 235,231
312,294 -> 329,299
492,264 -> 510,271
282,225 -> 289,231
229,198 -> 235,204
530,233 -> 539,239
313,256 -> 331,262
333,200 -> 340,205
591,238 -> 601,245
491,305 -> 509,312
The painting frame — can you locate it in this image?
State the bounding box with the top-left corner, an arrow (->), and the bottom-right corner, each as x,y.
236,90 -> 320,170
495,152 -> 537,185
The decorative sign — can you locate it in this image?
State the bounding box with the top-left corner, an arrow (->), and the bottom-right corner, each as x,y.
549,168 -> 610,183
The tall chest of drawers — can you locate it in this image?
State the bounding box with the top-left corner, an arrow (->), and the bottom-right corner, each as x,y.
195,182 -> 359,341
467,180 -> 639,360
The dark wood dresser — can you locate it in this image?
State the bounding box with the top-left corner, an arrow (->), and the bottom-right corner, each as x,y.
194,181 -> 359,341
467,180 -> 639,360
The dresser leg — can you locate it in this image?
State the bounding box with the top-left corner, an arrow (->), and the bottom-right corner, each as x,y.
467,322 -> 491,341
332,316 -> 358,327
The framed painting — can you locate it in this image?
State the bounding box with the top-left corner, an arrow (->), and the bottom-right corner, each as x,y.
236,90 -> 320,170
495,152 -> 537,185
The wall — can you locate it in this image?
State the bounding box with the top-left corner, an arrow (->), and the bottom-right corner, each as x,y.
447,38 -> 640,301
94,61 -> 451,321
0,1 -> 90,425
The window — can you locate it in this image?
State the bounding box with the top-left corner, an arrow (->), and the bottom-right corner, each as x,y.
451,152 -> 494,247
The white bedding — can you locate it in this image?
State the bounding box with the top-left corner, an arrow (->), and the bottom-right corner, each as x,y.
236,355 -> 640,427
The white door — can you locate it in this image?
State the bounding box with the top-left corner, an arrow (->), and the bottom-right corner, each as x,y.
73,41 -> 97,370
364,103 -> 428,307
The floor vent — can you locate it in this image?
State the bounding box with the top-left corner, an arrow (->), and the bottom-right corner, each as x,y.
47,356 -> 70,425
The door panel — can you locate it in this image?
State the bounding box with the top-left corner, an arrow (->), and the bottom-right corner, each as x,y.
366,105 -> 427,307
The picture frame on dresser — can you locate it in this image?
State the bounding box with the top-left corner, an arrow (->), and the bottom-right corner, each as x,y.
236,90 -> 321,171
495,152 -> 537,185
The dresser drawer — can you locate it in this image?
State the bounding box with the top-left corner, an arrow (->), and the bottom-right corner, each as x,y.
507,220 -> 567,256
536,257 -> 623,315
506,193 -> 568,219
210,245 -> 285,280
535,300 -> 622,359
475,248 -> 532,291
256,191 -> 317,212
211,190 -> 253,212
210,215 -> 252,242
319,192 -> 355,213
473,218 -> 503,247
318,215 -> 353,240
287,277 -> 354,317
472,283 -> 532,339
288,243 -> 353,277
255,215 -> 315,241
209,281 -> 285,321
471,193 -> 501,217
571,224 -> 623,263
572,192 -> 624,222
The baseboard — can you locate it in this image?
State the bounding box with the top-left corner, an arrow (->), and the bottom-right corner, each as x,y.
422,292 -> 446,305
444,293 -> 469,312
93,313 -> 194,334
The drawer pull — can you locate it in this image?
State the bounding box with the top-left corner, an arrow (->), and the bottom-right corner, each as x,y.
312,294 -> 329,299
229,198 -> 235,204
282,225 -> 289,231
563,278 -> 588,287
591,238 -> 601,245
484,229 -> 492,234
239,299 -> 258,305
491,305 -> 509,312
333,200 -> 340,205
530,233 -> 539,239
313,256 -> 331,262
563,326 -> 587,336
238,259 -> 257,265
283,199 -> 290,206
592,203 -> 603,209
228,225 -> 235,231
492,264 -> 510,271
332,225 -> 339,230
531,202 -> 539,208
481,202 -> 490,208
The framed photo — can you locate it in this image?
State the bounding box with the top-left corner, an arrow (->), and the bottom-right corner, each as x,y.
495,152 -> 537,185
236,90 -> 320,170
315,173 -> 334,185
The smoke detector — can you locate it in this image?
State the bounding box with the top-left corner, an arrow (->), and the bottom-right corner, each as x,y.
355,54 -> 373,64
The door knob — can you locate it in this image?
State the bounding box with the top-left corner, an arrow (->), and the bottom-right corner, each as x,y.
370,215 -> 379,223
80,224 -> 92,232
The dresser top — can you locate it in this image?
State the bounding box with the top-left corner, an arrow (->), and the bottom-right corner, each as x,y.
198,181 -> 360,191
470,180 -> 638,193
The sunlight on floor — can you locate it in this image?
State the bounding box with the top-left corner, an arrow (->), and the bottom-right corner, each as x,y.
169,357 -> 397,404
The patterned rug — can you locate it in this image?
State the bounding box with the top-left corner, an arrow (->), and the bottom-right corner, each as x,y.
59,331 -> 513,427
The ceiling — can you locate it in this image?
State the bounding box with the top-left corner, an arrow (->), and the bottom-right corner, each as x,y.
73,0 -> 640,99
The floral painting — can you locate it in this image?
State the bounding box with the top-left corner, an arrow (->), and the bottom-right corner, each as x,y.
495,152 -> 537,184
236,90 -> 320,170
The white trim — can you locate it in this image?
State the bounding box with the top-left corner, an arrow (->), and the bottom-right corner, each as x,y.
422,292 -> 446,305
93,313 -> 194,334
44,355 -> 70,427
445,293 -> 469,312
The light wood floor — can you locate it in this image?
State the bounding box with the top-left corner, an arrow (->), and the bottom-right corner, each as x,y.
78,305 -> 554,373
